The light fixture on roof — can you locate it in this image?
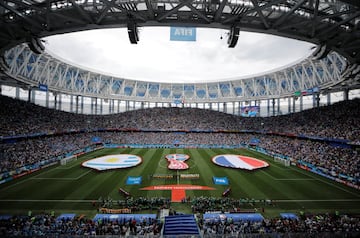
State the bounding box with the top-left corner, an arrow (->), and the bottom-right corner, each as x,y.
228,25 -> 240,48
311,44 -> 329,60
27,36 -> 45,54
127,19 -> 139,44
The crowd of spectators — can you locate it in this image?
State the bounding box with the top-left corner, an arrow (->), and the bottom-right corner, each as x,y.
1,95 -> 359,142
0,212 -> 162,237
0,134 -> 94,173
200,213 -> 360,237
0,211 -> 359,237
191,196 -> 273,214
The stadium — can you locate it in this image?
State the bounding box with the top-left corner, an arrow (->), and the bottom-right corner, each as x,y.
0,0 -> 360,237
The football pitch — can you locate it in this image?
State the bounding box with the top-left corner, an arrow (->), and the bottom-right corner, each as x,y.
0,147 -> 359,217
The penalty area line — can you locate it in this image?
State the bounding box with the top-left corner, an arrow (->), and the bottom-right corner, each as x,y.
30,170 -> 92,181
288,166 -> 360,197
56,162 -> 80,170
260,170 -> 316,181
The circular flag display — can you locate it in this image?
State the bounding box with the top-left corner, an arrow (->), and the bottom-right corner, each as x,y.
82,154 -> 142,171
165,154 -> 190,170
212,154 -> 269,171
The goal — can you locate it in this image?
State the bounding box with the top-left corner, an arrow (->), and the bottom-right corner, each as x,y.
274,156 -> 291,167
60,155 -> 77,165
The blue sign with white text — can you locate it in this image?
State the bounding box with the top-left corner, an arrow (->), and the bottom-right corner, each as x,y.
170,27 -> 196,41
126,176 -> 142,185
39,83 -> 48,92
213,176 -> 229,185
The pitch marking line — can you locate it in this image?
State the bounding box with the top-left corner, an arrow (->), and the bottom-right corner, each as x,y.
32,165 -> 60,178
56,162 -> 80,170
0,178 -> 30,192
275,178 -> 316,181
0,199 -> 359,203
1,163 -> 66,191
30,170 -> 92,181
0,163 -> 84,192
260,170 -> 315,181
288,166 -> 360,197
269,161 -> 289,170
262,169 -> 360,197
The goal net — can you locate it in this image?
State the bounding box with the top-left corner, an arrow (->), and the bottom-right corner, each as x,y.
60,155 -> 77,165
274,156 -> 291,167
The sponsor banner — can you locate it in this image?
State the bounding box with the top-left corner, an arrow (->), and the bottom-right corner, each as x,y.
93,213 -> 156,222
203,213 -> 264,222
170,27 -> 196,41
249,137 -> 260,145
82,154 -> 142,171
151,174 -> 175,179
56,214 -> 76,221
39,83 -> 48,91
280,213 -> 299,220
98,208 -> 131,214
212,154 -> 269,170
180,174 -> 199,179
126,176 -> 142,185
91,137 -> 102,143
141,184 -> 215,191
240,106 -> 260,117
12,171 -> 30,179
213,176 -> 229,185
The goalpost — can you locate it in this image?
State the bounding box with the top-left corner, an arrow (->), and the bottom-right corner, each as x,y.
273,156 -> 291,167
60,155 -> 77,165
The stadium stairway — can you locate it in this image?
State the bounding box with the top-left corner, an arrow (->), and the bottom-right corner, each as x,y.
163,214 -> 201,237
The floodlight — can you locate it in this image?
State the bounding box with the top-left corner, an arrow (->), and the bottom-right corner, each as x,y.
312,44 -> 329,60
228,26 -> 240,48
127,21 -> 139,44
28,37 -> 45,54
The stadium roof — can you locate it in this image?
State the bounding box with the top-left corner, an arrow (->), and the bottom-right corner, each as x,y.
0,0 -> 359,101
43,28 -> 315,83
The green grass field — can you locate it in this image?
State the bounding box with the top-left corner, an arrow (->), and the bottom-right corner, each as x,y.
0,147 -> 359,217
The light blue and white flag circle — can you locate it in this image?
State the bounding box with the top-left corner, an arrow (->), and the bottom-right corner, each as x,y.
82,154 -> 142,171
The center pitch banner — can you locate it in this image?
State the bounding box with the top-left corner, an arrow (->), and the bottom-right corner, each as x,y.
170,27 -> 196,41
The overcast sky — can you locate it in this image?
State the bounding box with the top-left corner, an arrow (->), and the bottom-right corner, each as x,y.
44,27 -> 314,83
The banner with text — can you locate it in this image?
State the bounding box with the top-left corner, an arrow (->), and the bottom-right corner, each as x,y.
213,176 -> 229,185
126,176 -> 142,185
170,27 -> 196,41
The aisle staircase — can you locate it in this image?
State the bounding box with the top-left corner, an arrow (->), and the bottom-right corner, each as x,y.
163,214 -> 201,237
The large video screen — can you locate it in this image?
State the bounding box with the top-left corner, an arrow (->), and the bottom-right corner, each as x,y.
240,106 -> 260,117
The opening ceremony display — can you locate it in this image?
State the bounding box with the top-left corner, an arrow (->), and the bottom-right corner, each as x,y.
82,154 -> 142,171
165,154 -> 190,170
212,154 -> 269,170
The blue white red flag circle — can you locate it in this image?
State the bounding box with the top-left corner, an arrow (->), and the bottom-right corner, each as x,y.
212,154 -> 269,170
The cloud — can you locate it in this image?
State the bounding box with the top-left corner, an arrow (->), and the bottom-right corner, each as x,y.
44,27 -> 314,83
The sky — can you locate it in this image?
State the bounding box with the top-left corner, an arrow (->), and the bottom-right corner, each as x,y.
44,27 -> 315,83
